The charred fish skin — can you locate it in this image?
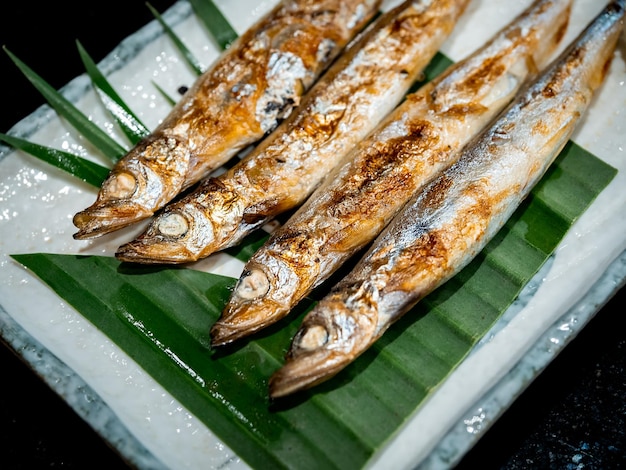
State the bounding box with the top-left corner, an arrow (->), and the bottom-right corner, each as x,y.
211,0 -> 573,347
269,0 -> 625,399
71,0 -> 381,240
115,0 -> 472,265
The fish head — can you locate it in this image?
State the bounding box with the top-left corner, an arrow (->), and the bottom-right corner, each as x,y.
268,294 -> 377,398
115,203 -> 216,264
72,167 -> 155,239
116,177 -> 251,264
210,258 -> 301,347
73,134 -> 191,239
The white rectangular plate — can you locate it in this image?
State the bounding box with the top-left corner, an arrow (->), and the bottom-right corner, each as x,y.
1,1 -> 625,468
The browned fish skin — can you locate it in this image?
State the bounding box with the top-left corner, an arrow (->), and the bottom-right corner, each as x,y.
115,0 -> 471,264
72,0 -> 381,239
269,0 -> 625,398
211,0 -> 573,347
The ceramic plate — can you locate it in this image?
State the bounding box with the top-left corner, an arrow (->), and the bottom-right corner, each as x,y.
1,1 -> 625,468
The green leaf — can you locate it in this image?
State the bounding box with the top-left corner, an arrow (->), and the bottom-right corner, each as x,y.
188,0 -> 239,50
76,40 -> 150,144
151,80 -> 178,106
147,2 -> 205,75
11,142 -> 616,469
0,132 -> 109,187
409,51 -> 453,94
3,46 -> 127,163
224,229 -> 269,262
225,208 -> 300,262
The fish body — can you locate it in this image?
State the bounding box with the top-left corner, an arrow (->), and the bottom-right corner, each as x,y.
72,0 -> 381,239
211,0 -> 573,346
115,0 -> 471,264
269,0 -> 625,398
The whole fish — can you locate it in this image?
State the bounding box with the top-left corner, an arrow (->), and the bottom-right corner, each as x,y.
72,0 -> 381,239
269,0 -> 625,398
210,0 -> 573,347
115,0 -> 471,264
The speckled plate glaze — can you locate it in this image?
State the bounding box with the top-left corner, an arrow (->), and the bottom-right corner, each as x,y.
0,1 -> 624,469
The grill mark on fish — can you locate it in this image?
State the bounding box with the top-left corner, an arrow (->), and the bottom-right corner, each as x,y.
116,0 -> 470,264
323,120 -> 439,222
210,0 -> 574,347
268,0 -> 624,398
72,0 -> 381,239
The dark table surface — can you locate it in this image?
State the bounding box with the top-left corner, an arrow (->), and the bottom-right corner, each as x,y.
1,1 -> 624,468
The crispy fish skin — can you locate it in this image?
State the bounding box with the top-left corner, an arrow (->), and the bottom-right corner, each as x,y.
211,0 -> 573,347
72,0 -> 381,239
269,0 -> 625,398
115,0 -> 472,265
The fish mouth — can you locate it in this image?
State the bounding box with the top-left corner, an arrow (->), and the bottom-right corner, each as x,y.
269,317 -> 344,398
269,298 -> 378,398
269,318 -> 372,398
211,263 -> 300,347
72,201 -> 153,239
268,348 -> 350,399
209,313 -> 274,347
209,321 -> 252,348
210,298 -> 288,347
115,238 -> 197,264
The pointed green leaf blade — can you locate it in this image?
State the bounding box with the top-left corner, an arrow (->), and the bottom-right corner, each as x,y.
76,41 -> 150,144
409,51 -> 453,94
147,2 -> 205,75
152,81 -> 178,106
0,132 -> 109,187
188,0 -> 238,50
3,46 -> 127,163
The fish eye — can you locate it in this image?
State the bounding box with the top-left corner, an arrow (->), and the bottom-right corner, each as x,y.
235,268 -> 270,300
104,172 -> 137,199
157,212 -> 189,238
296,324 -> 329,351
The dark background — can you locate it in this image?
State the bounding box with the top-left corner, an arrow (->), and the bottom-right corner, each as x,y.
1,1 -> 624,468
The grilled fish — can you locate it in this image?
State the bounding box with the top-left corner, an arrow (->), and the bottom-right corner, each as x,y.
269,0 -> 625,398
72,0 -> 381,239
115,0 -> 471,264
211,0 -> 573,347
